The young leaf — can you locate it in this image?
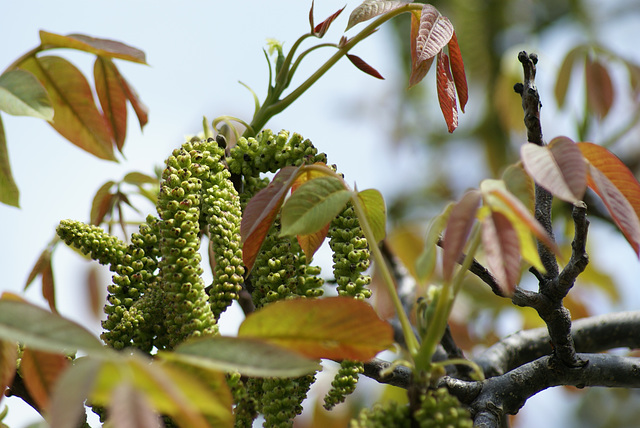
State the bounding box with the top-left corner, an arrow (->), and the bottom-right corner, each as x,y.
0,69 -> 53,120
480,208 -> 521,295
447,31 -> 468,113
122,171 -> 158,185
346,0 -> 411,31
0,340 -> 17,404
356,188 -> 387,243
520,137 -> 587,204
309,0 -> 315,31
436,52 -> 458,133
555,45 -> 585,108
314,6 -> 346,37
0,300 -> 104,354
442,190 -> 481,281
19,56 -> 116,161
347,54 -> 384,79
116,68 -> 149,130
95,57 -> 128,152
502,164 -> 535,212
39,31 -> 147,64
163,336 -> 321,378
241,165 -> 303,271
297,223 -> 330,262
416,5 -> 454,62
415,204 -> 452,282
107,382 -> 161,428
578,142 -> 640,255
238,297 -> 393,361
90,180 -> 116,225
41,253 -> 57,314
280,176 -> 351,237
0,115 -> 19,207
585,56 -> 614,119
21,348 -> 69,411
408,10 -> 434,88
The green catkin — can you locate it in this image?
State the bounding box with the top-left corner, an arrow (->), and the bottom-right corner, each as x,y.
323,360 -> 365,410
56,220 -> 127,269
232,377 -> 261,428
260,375 -> 315,428
413,387 -> 473,428
350,401 -> 411,428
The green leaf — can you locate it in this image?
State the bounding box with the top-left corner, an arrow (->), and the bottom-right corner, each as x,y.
39,31 -> 147,64
19,56 -> 116,161
280,176 -> 351,237
0,115 -> 19,207
356,188 -> 386,243
94,58 -> 127,152
0,300 -> 105,354
162,336 -> 321,378
0,70 -> 53,120
122,171 -> 158,185
239,297 -> 394,361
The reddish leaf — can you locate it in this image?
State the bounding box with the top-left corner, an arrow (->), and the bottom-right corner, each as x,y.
39,31 -> 146,64
416,5 -> 454,62
520,137 -> 587,204
408,10 -> 434,88
297,224 -> 330,262
87,266 -> 104,320
0,340 -> 17,404
314,6 -> 346,38
347,54 -> 384,80
19,56 -> 116,160
241,165 -> 303,272
108,383 -> 162,428
346,1 -> 411,30
41,255 -> 57,314
95,58 -> 127,152
309,0 -> 315,30
442,190 -> 481,281
578,142 -> 640,255
90,180 -> 116,225
21,348 -> 69,411
481,210 -> 520,295
238,297 -> 393,361
24,249 -> 51,291
436,53 -> 458,133
585,57 -> 614,119
117,70 -> 149,130
447,31 -> 468,113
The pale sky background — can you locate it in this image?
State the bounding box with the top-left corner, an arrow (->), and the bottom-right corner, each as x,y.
1,1 -> 640,427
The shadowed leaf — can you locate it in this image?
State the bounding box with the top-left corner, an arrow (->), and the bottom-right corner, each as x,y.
41,254 -> 57,314
39,31 -> 146,64
297,224 -> 330,262
436,53 -> 458,133
0,69 -> 53,120
164,336 -> 321,378
21,348 -> 69,411
95,58 -> 127,151
448,31 -> 468,112
480,208 -> 520,295
416,5 -> 453,62
346,0 -> 411,30
502,164 -> 535,212
416,204 -> 452,282
24,249 -> 51,291
520,137 -> 587,204
357,188 -> 386,243
108,383 -> 162,428
239,297 -> 393,361
585,57 -> 614,119
347,54 -> 384,79
19,56 -> 116,160
442,190 -> 481,281
0,340 -> 17,403
48,357 -> 101,428
90,180 -> 116,225
0,115 -> 19,207
555,45 -> 585,108
87,266 -> 103,319
314,6 -> 346,37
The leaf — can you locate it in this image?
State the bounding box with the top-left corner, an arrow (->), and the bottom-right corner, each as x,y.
41,254 -> 57,314
520,137 -> 587,204
107,383 -> 162,428
0,300 -> 105,354
480,208 -> 521,295
442,190 -> 481,281
0,70 -> 53,120
314,6 -> 346,37
436,52 -> 458,133
447,31 -> 468,113
555,45 -> 585,108
162,336 -> 321,378
585,56 -> 614,119
25,249 -> 51,291
0,340 -> 18,404
578,142 -> 640,255
347,54 -> 384,79
0,115 -> 19,207
21,348 -> 69,410
94,58 -> 127,152
502,164 -> 535,213
87,266 -> 103,319
19,56 -> 116,161
117,69 -> 149,130
408,10 -> 434,88
238,297 -> 393,361
346,0 -> 411,30
122,171 -> 158,185
356,188 -> 386,243
90,180 -> 116,225
416,5 -> 454,62
241,165 -> 303,271
280,176 -> 351,237
39,31 -> 147,64
415,204 -> 452,281
297,224 -> 330,262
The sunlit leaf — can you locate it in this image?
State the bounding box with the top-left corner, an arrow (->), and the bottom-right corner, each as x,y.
297,224 -> 330,262
347,54 -> 384,79
585,57 -> 614,119
239,297 -> 393,361
314,6 -> 346,37
408,10 -> 434,88
442,190 -> 481,281
21,348 -> 69,411
163,336 -> 321,378
415,204 -> 452,282
280,176 -> 351,237
0,115 -> 19,207
0,69 -> 53,120
447,31 -> 468,112
520,137 -> 587,204
39,31 -> 147,64
0,300 -> 105,354
346,0 -> 411,30
356,188 -> 386,243
19,56 -> 116,161
0,340 -> 18,404
555,45 -> 585,108
241,165 -> 303,272
436,52 -> 458,133
48,357 -> 101,428
479,208 -> 520,295
90,180 -> 116,226
578,142 -> 640,255
95,58 -> 127,152
416,5 -> 453,62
